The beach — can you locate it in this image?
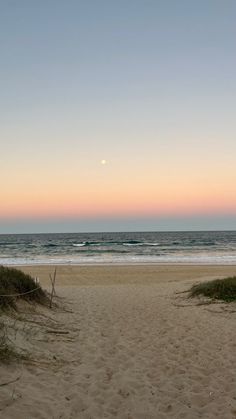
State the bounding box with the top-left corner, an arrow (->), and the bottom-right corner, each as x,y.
1,264 -> 236,418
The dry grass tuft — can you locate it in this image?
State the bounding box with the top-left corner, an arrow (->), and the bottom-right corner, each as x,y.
0,266 -> 48,362
189,276 -> 236,302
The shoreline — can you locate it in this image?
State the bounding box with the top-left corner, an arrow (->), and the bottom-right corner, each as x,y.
16,262 -> 236,269
14,262 -> 236,266
5,259 -> 236,267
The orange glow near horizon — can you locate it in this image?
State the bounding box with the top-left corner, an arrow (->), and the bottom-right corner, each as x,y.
1,180 -> 236,220
1,150 -> 236,221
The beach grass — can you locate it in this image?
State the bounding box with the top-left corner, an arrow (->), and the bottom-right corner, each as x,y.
0,340 -> 20,363
189,276 -> 236,302
0,266 -> 48,362
0,265 -> 47,310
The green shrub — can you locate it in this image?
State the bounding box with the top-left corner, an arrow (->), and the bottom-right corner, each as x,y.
189,276 -> 236,302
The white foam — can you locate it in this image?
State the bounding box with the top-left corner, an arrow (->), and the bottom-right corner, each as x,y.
2,253 -> 236,266
73,243 -> 86,247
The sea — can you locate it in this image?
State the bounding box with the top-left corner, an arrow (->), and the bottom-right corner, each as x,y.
0,230 -> 236,265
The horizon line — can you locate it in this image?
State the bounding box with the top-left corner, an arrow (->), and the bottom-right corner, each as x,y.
1,228 -> 236,236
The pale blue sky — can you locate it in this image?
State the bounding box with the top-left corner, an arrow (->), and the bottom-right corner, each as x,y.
1,1 -> 236,233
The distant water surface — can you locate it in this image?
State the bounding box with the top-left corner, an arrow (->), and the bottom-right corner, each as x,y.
0,231 -> 236,265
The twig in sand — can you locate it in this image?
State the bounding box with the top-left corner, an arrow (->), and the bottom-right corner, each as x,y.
49,268 -> 57,308
46,330 -> 69,335
0,375 -> 21,387
175,290 -> 189,295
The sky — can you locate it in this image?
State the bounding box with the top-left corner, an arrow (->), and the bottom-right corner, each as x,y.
0,0 -> 236,233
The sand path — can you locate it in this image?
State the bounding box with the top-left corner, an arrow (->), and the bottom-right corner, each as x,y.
1,265 -> 236,418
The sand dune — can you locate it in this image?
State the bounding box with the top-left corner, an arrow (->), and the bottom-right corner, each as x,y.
1,265 -> 236,418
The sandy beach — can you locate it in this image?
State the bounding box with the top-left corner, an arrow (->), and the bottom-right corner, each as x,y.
1,264 -> 236,419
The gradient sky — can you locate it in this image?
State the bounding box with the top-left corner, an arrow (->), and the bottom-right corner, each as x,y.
1,0 -> 236,233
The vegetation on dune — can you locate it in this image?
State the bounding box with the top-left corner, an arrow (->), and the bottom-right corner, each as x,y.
0,266 -> 48,362
0,339 -> 20,363
0,319 -> 27,363
0,265 -> 47,310
189,276 -> 236,302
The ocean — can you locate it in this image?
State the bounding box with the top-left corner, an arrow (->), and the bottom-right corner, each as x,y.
0,230 -> 236,265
